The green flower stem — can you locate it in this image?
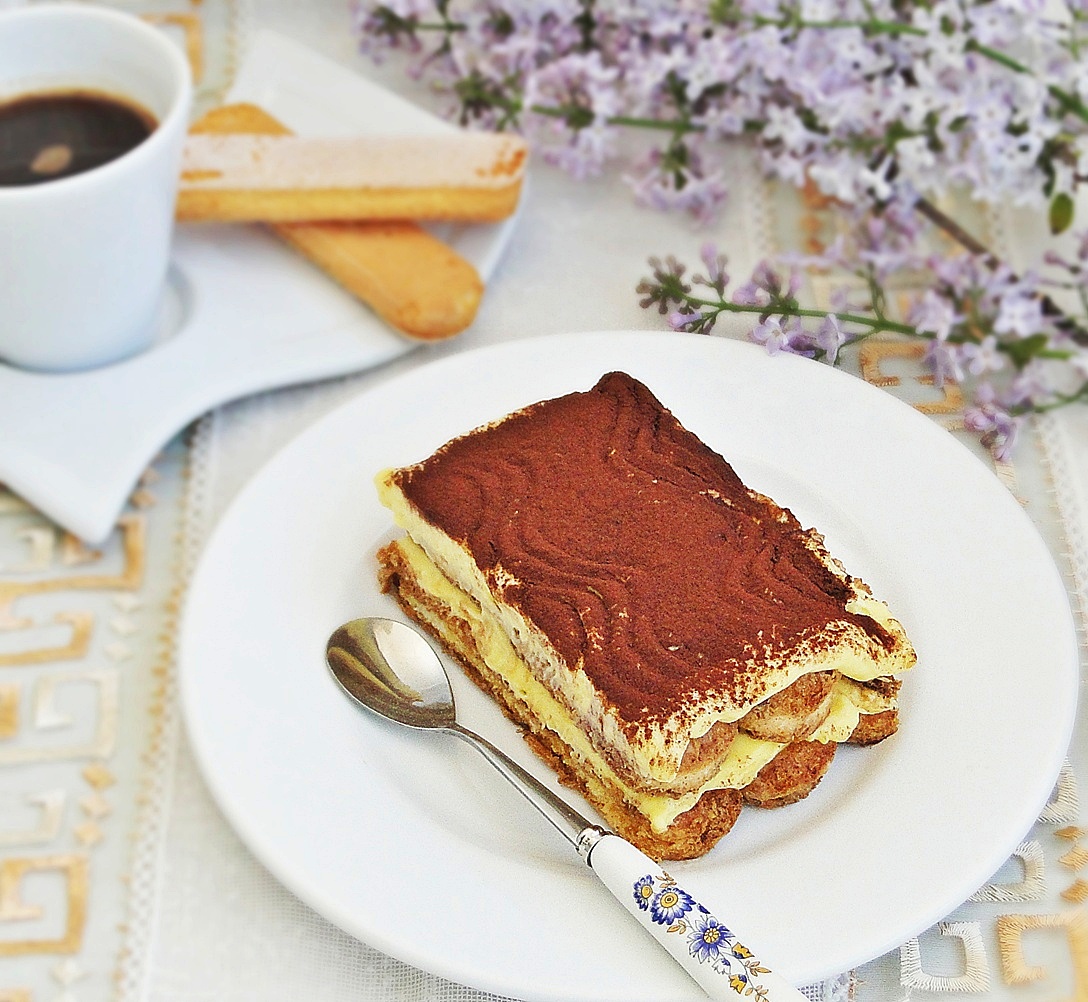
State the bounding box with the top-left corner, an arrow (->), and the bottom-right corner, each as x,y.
528,103 -> 703,134
679,292 -> 918,336
1014,380 -> 1088,413
677,291 -> 1081,366
406,21 -> 464,32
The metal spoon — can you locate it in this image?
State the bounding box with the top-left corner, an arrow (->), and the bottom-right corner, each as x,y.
327,616 -> 807,1002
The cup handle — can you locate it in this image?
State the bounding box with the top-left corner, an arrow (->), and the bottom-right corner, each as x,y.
587,834 -> 808,1002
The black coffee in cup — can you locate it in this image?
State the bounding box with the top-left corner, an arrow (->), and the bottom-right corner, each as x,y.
0,90 -> 156,186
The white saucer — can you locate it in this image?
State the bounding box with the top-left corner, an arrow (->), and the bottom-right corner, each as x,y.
0,31 -> 519,543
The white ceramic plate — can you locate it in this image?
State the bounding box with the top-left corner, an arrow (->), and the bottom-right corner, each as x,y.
0,31 -> 518,543
180,331 -> 1078,1001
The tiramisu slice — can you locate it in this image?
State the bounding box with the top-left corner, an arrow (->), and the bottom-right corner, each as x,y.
376,372 -> 915,860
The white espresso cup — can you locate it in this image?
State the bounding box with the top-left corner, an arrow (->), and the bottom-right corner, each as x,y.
0,4 -> 192,371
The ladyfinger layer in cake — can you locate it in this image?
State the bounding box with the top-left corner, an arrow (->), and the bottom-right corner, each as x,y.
375,371 -> 915,859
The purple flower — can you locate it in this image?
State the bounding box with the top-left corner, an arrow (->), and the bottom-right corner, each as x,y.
910,290 -> 960,341
994,291 -> 1045,338
762,104 -> 811,153
964,383 -> 1023,462
1004,363 -> 1054,408
352,0 -> 430,59
960,335 -> 1006,376
751,316 -> 791,354
523,51 -> 623,179
668,309 -> 705,332
967,5 -> 1019,49
751,259 -> 787,295
924,339 -> 967,387
732,281 -> 769,307
624,147 -> 729,226
815,314 -> 847,364
751,316 -> 818,358
808,151 -> 866,203
699,242 -> 729,291
540,122 -> 618,181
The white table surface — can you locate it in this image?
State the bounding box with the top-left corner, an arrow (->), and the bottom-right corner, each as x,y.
1,2 -> 1086,1001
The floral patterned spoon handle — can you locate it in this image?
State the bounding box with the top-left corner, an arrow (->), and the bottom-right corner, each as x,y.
328,619 -> 806,1002
586,833 -> 808,1002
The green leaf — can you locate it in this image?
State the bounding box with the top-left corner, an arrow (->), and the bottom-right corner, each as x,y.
1004,333 -> 1050,369
708,0 -> 741,24
1050,192 -> 1075,235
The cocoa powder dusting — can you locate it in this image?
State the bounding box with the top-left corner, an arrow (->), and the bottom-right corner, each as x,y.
393,372 -> 893,725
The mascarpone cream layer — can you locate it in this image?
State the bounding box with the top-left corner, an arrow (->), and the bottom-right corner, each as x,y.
387,535 -> 888,832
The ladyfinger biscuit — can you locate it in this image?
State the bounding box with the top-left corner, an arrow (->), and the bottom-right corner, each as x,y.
177,131 -> 526,223
188,104 -> 484,341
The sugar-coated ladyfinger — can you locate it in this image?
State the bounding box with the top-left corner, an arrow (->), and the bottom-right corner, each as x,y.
186,104 -> 484,341
176,130 -> 526,224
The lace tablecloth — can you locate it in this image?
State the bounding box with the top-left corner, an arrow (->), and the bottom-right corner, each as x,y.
2,3 -> 1087,1001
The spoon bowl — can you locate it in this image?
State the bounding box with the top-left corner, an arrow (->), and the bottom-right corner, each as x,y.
326,617 -> 457,729
325,615 -> 596,845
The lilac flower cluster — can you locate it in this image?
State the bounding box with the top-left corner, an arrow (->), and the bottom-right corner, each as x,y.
354,1 -> 1088,457
639,229 -> 1088,460
354,0 -> 1088,226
